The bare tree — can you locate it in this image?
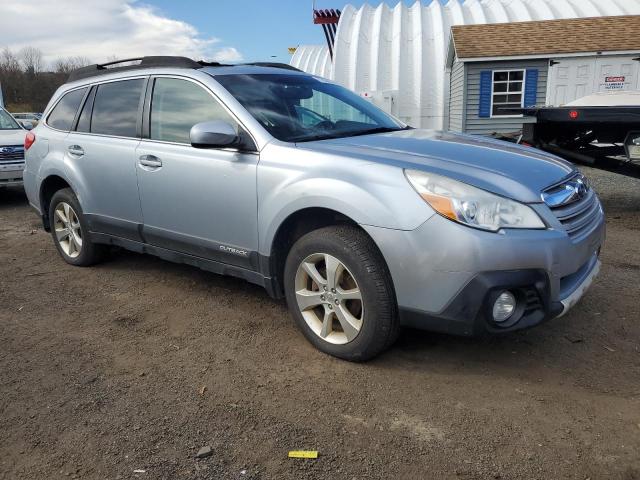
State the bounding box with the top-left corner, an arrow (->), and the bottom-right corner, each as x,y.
0,47 -> 23,106
52,56 -> 92,74
19,46 -> 44,75
0,46 -> 73,111
0,47 -> 21,73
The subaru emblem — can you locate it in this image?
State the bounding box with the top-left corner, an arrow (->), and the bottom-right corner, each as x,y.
575,179 -> 587,200
541,174 -> 590,207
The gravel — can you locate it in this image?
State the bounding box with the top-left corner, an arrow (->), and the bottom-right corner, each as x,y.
0,165 -> 639,479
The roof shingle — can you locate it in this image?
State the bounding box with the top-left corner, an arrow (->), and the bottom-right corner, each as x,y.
451,15 -> 640,59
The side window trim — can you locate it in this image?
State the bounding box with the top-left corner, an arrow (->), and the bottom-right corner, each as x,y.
72,86 -> 96,132
145,74 -> 258,152
141,77 -> 155,140
136,76 -> 150,139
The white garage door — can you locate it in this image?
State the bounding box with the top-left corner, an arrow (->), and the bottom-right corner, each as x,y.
546,55 -> 640,106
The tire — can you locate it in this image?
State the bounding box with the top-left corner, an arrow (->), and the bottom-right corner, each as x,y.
284,225 -> 399,361
48,188 -> 105,267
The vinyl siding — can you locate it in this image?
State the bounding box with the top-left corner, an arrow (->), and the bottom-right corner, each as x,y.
464,59 -> 548,136
448,61 -> 466,132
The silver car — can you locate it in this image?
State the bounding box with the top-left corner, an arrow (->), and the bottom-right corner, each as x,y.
0,108 -> 27,187
24,57 -> 605,361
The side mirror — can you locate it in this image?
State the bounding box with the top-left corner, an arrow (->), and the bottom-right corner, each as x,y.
190,121 -> 239,149
21,121 -> 34,131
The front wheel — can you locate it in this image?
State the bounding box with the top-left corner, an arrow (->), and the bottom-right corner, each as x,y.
284,225 -> 399,361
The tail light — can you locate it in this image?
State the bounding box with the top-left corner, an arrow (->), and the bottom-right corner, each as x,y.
25,131 -> 36,151
569,110 -> 579,119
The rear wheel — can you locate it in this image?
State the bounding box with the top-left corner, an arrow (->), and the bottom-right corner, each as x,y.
49,188 -> 104,266
284,225 -> 398,361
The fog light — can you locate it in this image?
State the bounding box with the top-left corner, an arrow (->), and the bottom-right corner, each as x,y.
493,291 -> 516,322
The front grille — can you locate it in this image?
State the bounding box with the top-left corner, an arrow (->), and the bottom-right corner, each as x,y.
0,145 -> 25,165
543,174 -> 602,242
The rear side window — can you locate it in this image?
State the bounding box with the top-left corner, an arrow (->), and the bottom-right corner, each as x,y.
150,78 -> 236,144
91,79 -> 144,137
47,88 -> 87,131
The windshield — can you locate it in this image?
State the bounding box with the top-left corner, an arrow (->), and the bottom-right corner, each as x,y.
0,110 -> 21,130
214,74 -> 405,142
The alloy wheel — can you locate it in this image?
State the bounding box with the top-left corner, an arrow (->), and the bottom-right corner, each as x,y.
294,253 -> 364,344
53,202 -> 83,258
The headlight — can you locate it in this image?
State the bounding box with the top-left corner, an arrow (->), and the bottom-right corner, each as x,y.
404,169 -> 545,232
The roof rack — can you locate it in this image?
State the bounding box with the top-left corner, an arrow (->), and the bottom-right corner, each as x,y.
67,56 -> 227,82
67,56 -> 302,82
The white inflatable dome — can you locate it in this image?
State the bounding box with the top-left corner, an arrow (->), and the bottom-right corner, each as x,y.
292,0 -> 640,129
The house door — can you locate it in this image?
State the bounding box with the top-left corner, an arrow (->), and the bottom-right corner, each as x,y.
546,57 -> 596,106
593,56 -> 639,93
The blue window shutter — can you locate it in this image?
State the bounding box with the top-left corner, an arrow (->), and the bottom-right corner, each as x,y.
524,69 -> 539,108
478,70 -> 492,118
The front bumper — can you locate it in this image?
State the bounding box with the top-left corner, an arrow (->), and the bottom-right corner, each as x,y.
363,208 -> 605,336
0,165 -> 24,187
558,256 -> 600,317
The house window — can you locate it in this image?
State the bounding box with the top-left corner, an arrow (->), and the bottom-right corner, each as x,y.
491,70 -> 524,117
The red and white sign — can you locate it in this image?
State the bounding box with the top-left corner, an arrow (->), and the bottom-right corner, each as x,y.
601,75 -> 628,91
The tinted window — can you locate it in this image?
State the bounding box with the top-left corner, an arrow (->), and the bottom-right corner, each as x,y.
150,78 -> 236,144
47,88 -> 87,131
91,79 -> 144,137
76,87 -> 96,133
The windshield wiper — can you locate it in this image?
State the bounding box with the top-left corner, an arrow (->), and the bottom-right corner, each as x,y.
290,125 -> 410,143
347,125 -> 411,138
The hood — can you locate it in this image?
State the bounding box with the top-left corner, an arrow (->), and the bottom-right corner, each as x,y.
297,129 -> 575,203
0,129 -> 27,147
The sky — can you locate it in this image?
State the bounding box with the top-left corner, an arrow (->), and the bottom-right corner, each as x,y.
0,0 -> 427,67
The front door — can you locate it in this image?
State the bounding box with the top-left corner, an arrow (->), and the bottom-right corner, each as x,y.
135,76 -> 259,270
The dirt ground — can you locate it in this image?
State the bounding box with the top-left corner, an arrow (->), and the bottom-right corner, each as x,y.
1,166 -> 639,480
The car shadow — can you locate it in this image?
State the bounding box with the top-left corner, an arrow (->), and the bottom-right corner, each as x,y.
0,186 -> 29,209
98,248 -> 275,301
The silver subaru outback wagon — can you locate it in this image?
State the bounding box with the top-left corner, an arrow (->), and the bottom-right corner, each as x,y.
24,56 -> 604,361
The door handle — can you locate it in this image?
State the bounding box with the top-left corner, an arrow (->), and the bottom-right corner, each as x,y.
139,154 -> 162,169
68,145 -> 84,157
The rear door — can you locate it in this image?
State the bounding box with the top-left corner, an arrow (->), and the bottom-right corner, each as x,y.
135,76 -> 259,269
65,77 -> 146,241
